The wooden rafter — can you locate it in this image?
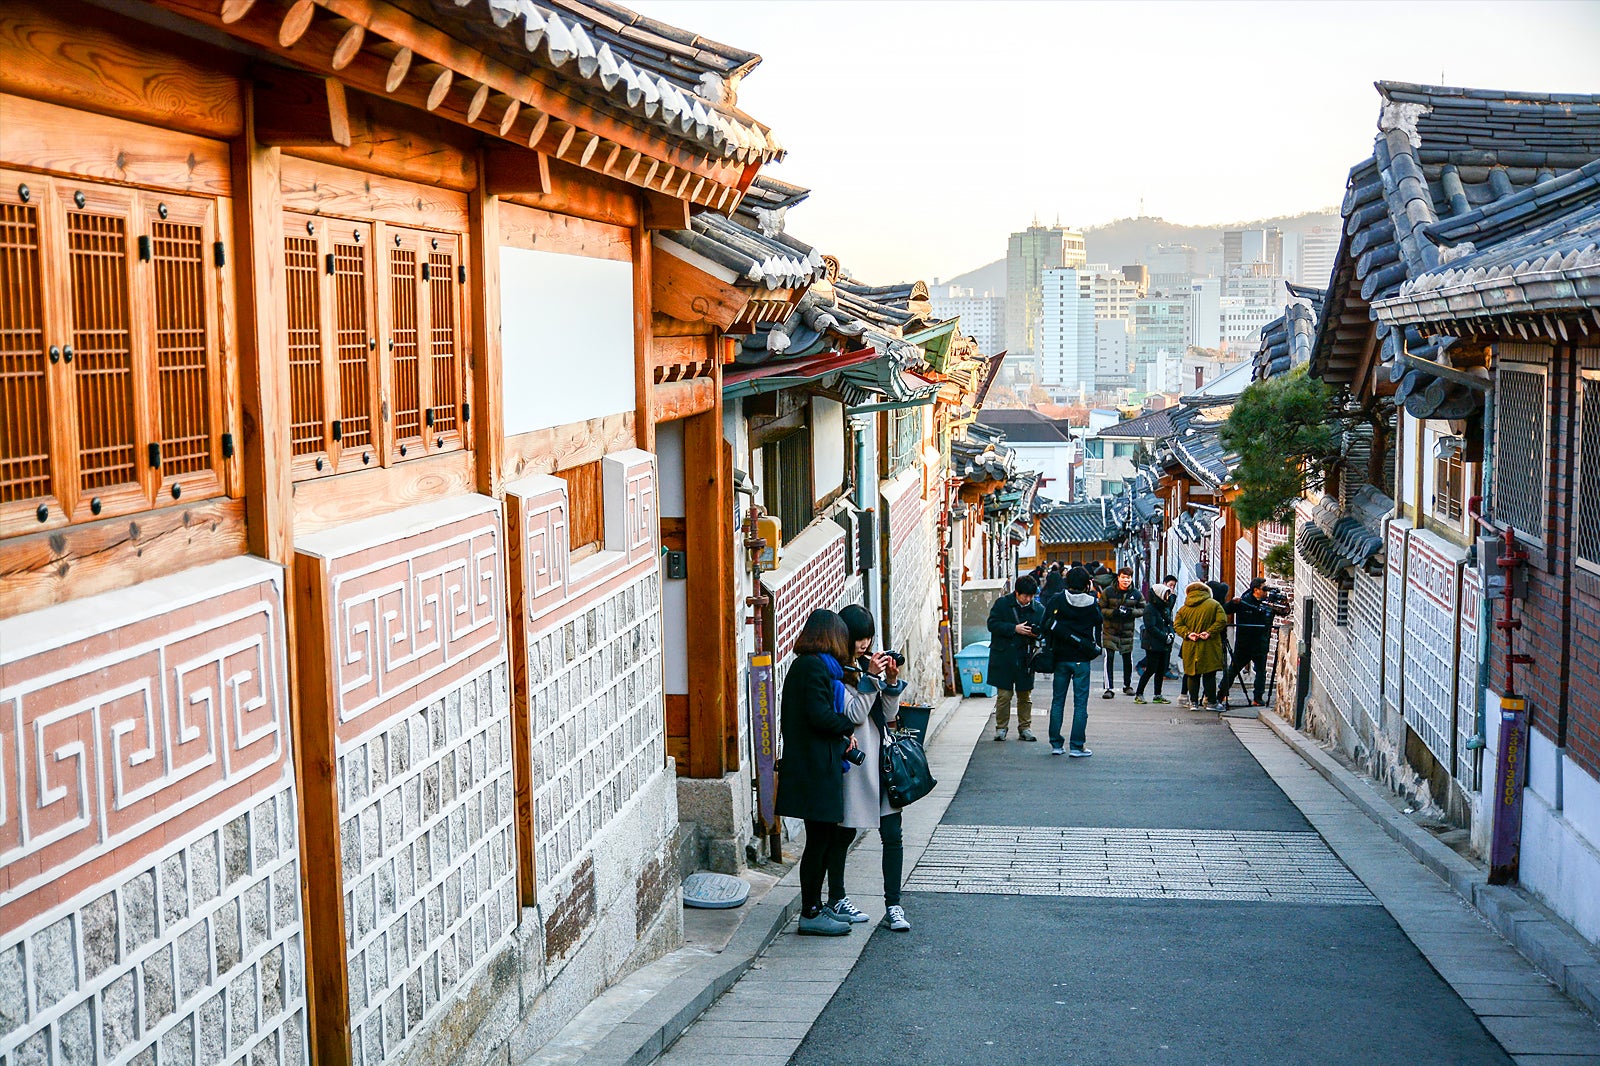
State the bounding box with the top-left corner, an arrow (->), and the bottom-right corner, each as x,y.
151,0 -> 752,209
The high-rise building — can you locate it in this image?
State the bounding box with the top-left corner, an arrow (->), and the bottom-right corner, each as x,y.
1095,318 -> 1132,392
1038,267 -> 1096,394
1219,299 -> 1282,351
1223,227 -> 1284,276
1144,243 -> 1201,295
1298,226 -> 1338,289
1005,224 -> 1086,367
1130,296 -> 1191,380
930,286 -> 1006,357
1188,277 -> 1222,349
1092,269 -> 1146,321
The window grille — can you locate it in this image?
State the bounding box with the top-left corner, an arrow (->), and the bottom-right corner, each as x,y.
332,236 -> 375,454
557,459 -> 605,558
284,229 -> 325,461
67,202 -> 138,496
389,239 -> 422,449
763,428 -> 813,546
283,218 -> 464,477
1578,370 -> 1600,574
0,171 -> 231,537
0,195 -> 51,512
1494,359 -> 1547,542
888,407 -> 920,476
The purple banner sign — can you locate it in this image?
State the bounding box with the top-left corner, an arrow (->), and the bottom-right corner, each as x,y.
750,653 -> 778,833
1489,697 -> 1529,885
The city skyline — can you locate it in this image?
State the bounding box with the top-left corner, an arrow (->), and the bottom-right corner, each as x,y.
646,0 -> 1600,283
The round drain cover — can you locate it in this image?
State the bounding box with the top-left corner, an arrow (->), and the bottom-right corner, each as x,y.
682,872 -> 750,909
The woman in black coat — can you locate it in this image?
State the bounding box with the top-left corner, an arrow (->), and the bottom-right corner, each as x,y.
776,609 -> 863,936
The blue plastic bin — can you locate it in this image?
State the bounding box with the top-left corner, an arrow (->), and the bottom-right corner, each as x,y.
955,641 -> 997,698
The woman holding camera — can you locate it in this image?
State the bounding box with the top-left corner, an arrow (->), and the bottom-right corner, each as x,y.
833,605 -> 912,932
776,609 -> 873,936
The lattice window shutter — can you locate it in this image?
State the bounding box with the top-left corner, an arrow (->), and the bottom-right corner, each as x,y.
62,182 -> 149,519
284,214 -> 329,471
147,194 -> 223,502
331,223 -> 378,470
387,229 -> 424,457
425,233 -> 464,451
1493,356 -> 1548,542
0,178 -> 61,533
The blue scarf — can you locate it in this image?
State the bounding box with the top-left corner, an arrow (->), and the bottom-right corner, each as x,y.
819,654 -> 849,717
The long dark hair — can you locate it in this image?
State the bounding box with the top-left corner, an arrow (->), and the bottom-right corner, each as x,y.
793,609 -> 851,662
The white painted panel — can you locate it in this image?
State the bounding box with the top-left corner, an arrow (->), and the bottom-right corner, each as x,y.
499,246 -> 634,435
813,397 -> 845,499
657,419 -> 686,517
663,569 -> 688,694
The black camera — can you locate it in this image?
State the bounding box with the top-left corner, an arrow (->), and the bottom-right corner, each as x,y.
884,650 -> 906,666
843,746 -> 867,766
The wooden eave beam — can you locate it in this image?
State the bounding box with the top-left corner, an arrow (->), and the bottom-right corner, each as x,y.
651,247 -> 748,331
641,188 -> 691,230
484,145 -> 550,195
252,65 -> 351,146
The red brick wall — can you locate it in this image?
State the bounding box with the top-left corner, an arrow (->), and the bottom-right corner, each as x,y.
1486,343 -> 1600,781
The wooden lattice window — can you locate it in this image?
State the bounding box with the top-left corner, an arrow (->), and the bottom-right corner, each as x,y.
0,170 -> 230,539
283,215 -> 380,476
387,227 -> 465,460
1432,448 -> 1465,525
283,216 -> 466,478
557,459 -> 605,559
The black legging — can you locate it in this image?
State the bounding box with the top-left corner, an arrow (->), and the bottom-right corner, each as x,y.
826,826 -> 858,903
801,821 -> 854,914
1135,647 -> 1168,697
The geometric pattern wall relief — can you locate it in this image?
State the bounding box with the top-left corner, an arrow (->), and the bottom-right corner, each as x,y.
0,557 -> 307,1063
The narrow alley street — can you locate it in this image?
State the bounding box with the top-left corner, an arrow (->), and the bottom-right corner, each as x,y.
650,687 -> 1600,1066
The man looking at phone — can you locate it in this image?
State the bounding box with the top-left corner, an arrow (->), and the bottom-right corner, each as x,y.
986,575 -> 1046,742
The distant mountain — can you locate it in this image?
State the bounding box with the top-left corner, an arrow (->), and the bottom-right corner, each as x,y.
938,258 -> 1005,296
937,210 -> 1340,293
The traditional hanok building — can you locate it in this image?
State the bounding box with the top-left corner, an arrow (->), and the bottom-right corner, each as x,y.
1370,146 -> 1600,947
1284,81 -> 1600,951
1024,501 -> 1117,572
0,0 -> 785,1059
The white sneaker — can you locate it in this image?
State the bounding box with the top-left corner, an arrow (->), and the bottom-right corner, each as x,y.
884,905 -> 911,932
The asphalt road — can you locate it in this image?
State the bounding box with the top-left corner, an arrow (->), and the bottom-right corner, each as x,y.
786,683 -> 1513,1066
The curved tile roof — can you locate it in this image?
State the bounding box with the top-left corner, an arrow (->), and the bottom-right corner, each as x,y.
426,0 -> 784,164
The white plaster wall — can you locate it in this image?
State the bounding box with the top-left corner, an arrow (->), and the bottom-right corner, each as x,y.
655,420 -> 689,696
812,397 -> 845,500
499,248 -> 634,435
1520,730 -> 1600,946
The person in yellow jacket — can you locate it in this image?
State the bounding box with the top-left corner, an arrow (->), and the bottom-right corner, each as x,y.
1172,581 -> 1228,711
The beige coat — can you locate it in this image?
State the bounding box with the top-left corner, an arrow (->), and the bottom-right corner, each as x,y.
841,682 -> 902,829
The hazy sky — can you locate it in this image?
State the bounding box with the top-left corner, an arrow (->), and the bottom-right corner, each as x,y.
646,0 -> 1600,284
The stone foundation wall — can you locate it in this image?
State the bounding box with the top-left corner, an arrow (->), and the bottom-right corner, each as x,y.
0,559 -> 308,1063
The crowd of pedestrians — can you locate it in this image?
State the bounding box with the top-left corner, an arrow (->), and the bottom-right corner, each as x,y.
988,561 -> 1286,755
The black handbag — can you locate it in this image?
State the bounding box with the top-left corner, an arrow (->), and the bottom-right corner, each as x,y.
880,721 -> 937,808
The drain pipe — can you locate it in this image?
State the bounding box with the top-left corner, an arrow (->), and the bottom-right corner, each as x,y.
1466,387 -> 1496,774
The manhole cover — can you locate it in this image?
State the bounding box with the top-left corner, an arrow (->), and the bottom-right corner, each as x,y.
683,872 -> 751,909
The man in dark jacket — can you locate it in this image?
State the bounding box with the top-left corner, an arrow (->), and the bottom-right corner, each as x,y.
1219,578 -> 1282,706
1099,567 -> 1145,698
1043,567 -> 1103,756
987,575 -> 1045,742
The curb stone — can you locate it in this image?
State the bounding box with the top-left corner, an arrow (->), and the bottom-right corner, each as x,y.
574,692 -> 964,1066
1258,710 -> 1600,1020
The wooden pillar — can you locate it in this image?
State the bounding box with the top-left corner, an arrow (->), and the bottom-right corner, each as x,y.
234,97 -> 351,1063
633,224 -> 655,453
469,155 -> 503,499
683,347 -> 734,778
